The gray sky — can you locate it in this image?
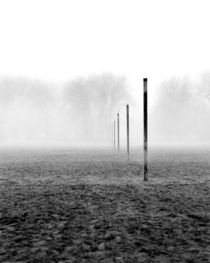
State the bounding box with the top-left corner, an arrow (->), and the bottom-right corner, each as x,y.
0,0 -> 210,105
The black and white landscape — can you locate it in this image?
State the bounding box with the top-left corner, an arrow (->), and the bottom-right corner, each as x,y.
0,1 -> 210,262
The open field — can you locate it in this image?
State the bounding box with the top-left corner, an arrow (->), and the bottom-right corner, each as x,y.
0,148 -> 210,262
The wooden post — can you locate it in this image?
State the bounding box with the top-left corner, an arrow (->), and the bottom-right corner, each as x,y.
143,78 -> 148,181
126,104 -> 130,159
117,113 -> 120,152
114,121 -> 116,150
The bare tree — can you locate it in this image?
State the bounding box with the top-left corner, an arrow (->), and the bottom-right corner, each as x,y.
63,73 -> 130,141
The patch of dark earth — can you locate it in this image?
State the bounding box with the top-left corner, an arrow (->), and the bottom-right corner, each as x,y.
0,182 -> 210,263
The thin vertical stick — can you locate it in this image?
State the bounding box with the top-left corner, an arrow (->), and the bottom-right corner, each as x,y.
114,121 -> 116,150
117,113 -> 120,152
143,78 -> 148,181
126,104 -> 130,159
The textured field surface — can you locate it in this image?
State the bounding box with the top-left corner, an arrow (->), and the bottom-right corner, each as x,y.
0,148 -> 210,263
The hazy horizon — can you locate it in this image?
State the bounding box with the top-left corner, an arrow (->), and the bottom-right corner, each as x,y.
0,72 -> 210,148
1,0 -> 210,147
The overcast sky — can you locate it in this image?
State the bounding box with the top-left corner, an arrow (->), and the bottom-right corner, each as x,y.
0,0 -> 210,99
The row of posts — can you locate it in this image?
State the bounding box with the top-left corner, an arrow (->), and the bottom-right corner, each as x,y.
113,78 -> 148,181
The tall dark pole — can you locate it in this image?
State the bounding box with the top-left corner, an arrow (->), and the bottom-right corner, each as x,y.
114,121 -> 116,150
126,104 -> 130,158
117,113 -> 120,152
143,78 -> 148,181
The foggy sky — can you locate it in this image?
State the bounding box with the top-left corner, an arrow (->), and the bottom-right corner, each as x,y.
0,0 -> 210,96
1,73 -> 210,147
151,73 -> 210,145
0,74 -> 131,147
0,1 -> 210,147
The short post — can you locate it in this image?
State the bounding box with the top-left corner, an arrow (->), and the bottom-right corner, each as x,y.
114,121 -> 116,150
143,78 -> 148,181
126,104 -> 130,159
117,113 -> 120,152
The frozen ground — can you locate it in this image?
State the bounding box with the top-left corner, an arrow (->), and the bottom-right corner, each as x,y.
0,148 -> 210,262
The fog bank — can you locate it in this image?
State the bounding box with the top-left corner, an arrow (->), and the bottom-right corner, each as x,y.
1,72 -> 210,148
0,74 -> 130,147
151,73 -> 210,146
